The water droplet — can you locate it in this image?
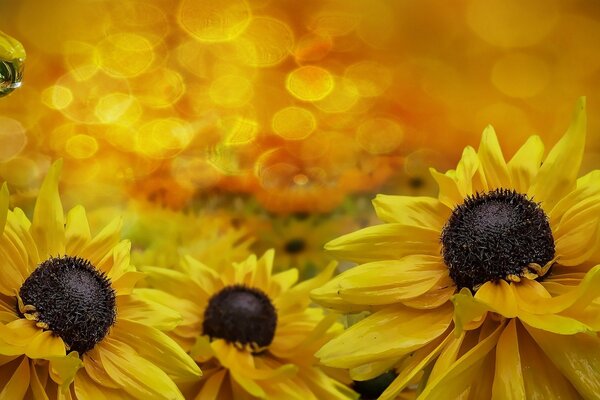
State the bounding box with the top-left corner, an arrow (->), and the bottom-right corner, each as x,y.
0,31 -> 25,97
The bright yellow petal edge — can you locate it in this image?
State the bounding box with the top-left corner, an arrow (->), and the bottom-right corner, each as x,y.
313,98 -> 600,399
0,160 -> 200,398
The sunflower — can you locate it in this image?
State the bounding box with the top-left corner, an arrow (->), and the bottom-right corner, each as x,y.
0,160 -> 201,398
312,98 -> 600,399
141,250 -> 358,399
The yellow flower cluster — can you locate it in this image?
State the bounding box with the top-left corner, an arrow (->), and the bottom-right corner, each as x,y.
3,1 -> 600,399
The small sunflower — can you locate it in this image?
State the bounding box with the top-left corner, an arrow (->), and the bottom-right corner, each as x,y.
312,98 -> 600,398
142,250 -> 358,399
0,160 -> 201,398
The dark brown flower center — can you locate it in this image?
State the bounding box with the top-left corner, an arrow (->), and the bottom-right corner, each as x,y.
18,256 -> 116,354
441,189 -> 555,290
202,285 -> 277,351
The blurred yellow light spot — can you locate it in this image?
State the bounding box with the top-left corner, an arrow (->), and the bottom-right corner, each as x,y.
294,32 -> 333,62
0,117 -> 26,161
95,93 -> 142,125
64,41 -> 99,80
178,0 -> 251,42
345,61 -> 392,97
230,17 -> 294,67
356,118 -> 404,155
314,76 -> 359,113
96,33 -> 155,78
136,118 -> 194,159
221,116 -> 259,145
258,161 -> 298,190
209,74 -> 253,108
272,107 -> 316,140
65,134 -> 99,159
309,6 -> 360,37
41,85 -> 73,110
131,68 -> 186,108
466,0 -> 558,48
286,66 -> 334,101
176,40 -> 212,78
0,156 -> 38,187
293,173 -> 309,186
172,156 -> 222,190
491,53 -> 550,98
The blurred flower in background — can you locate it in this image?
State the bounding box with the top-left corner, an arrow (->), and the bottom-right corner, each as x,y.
2,0 -> 598,216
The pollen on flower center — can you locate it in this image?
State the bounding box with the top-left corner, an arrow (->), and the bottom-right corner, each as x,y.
18,256 -> 117,355
441,188 -> 555,291
203,285 -> 277,351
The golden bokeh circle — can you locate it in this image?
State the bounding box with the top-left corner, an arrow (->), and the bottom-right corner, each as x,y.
286,65 -> 335,101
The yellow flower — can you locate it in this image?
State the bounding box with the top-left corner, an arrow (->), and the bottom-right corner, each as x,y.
0,161 -> 200,398
249,214 -> 359,280
119,202 -> 253,270
312,98 -> 600,399
142,250 -> 357,399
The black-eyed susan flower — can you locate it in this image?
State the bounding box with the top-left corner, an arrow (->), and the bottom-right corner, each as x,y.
249,213 -> 359,280
312,98 -> 600,399
0,160 -> 201,398
142,250 -> 358,399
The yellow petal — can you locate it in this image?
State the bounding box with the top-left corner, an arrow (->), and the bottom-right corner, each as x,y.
455,146 -> 481,196
518,322 -> 579,399
210,340 -> 265,397
491,320 -> 525,399
98,338 -> 185,400
269,268 -> 299,299
478,125 -> 511,190
31,160 -> 65,258
372,195 -> 450,230
525,325 -> 600,399
194,370 -> 227,400
141,266 -> 208,304
428,330 -> 466,384
110,319 -> 201,382
311,256 -> 445,307
111,271 -> 145,296
281,261 -> 335,311
0,183 -> 8,234
82,348 -> 120,389
26,330 -> 66,359
65,205 -> 91,256
379,333 -> 451,400
49,351 -> 83,390
349,358 -> 399,381
30,361 -> 50,400
474,280 -> 518,318
451,289 -> 489,334
316,303 -> 452,368
529,97 -> 586,210
74,370 -> 136,400
520,312 -> 593,335
325,223 -> 440,264
0,356 -> 29,399
251,249 -> 274,293
116,292 -> 183,331
507,135 -> 545,193
416,321 -> 504,400
102,240 -> 134,281
429,168 -> 463,209
79,217 -> 122,267
554,197 -> 600,266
